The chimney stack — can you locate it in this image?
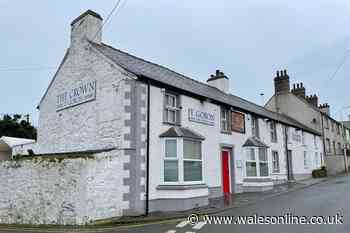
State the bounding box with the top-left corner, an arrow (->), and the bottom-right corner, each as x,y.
319,103 -> 330,116
291,82 -> 306,99
70,10 -> 103,47
207,69 -> 230,93
305,94 -> 318,108
274,69 -> 290,94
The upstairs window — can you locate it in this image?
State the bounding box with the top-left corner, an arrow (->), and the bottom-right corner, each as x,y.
272,151 -> 280,173
313,135 -> 317,148
251,116 -> 259,138
337,124 -> 340,135
331,122 -> 335,132
164,92 -> 181,125
338,142 -> 342,155
270,121 -> 277,142
220,107 -> 230,132
326,138 -> 331,153
301,131 -> 306,145
325,117 -> 329,129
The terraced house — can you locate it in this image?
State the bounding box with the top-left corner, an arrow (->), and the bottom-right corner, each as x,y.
1,10 -> 323,225
265,73 -> 350,175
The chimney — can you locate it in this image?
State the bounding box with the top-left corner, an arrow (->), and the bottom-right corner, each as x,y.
305,94 -> 318,108
274,69 -> 290,94
207,69 -> 230,93
70,10 -> 103,47
291,82 -> 306,99
319,103 -> 330,116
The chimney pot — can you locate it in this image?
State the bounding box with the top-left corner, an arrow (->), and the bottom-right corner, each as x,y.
276,71 -> 279,77
216,69 -> 220,76
284,70 -> 287,76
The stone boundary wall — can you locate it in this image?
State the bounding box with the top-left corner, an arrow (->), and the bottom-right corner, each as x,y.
0,149 -> 128,225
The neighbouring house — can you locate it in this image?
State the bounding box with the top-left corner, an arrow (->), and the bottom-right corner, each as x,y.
0,10 -> 323,225
0,136 -> 35,160
265,71 -> 348,175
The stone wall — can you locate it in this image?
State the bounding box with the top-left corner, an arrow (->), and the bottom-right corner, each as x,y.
0,150 -> 129,225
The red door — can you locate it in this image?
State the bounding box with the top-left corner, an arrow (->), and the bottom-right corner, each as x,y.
221,151 -> 230,194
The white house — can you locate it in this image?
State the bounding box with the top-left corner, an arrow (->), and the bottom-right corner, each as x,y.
2,10 -> 323,224
0,136 -> 35,160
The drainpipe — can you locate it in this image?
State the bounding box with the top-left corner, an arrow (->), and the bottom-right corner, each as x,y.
145,80 -> 151,215
284,126 -> 292,180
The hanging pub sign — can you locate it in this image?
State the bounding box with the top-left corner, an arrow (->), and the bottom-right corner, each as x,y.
56,80 -> 97,111
188,108 -> 215,126
231,111 -> 245,133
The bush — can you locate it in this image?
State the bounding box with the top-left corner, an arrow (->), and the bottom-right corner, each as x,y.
312,166 -> 327,178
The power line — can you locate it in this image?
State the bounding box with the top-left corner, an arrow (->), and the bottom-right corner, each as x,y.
92,0 -> 123,41
326,49 -> 350,83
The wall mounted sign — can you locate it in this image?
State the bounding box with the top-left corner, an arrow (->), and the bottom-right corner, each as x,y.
231,111 -> 245,133
188,108 -> 215,126
56,80 -> 97,111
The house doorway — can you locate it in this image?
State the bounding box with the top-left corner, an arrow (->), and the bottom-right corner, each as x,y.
221,150 -> 231,195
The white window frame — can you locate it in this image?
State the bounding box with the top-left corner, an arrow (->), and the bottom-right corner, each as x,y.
251,116 -> 259,138
220,107 -> 230,132
314,152 -> 319,168
164,92 -> 180,124
183,139 -> 203,183
313,135 -> 317,149
245,147 -> 269,177
163,138 -> 179,183
301,131 -> 306,145
272,151 -> 280,173
270,121 -> 277,143
161,138 -> 203,185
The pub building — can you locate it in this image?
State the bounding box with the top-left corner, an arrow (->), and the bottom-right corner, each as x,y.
18,10 -> 323,216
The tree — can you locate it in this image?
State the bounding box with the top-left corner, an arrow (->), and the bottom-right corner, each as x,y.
0,114 -> 37,139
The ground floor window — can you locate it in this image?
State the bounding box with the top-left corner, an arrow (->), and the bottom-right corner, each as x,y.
163,138 -> 202,183
245,147 -> 269,177
303,151 -> 308,169
314,152 -> 319,168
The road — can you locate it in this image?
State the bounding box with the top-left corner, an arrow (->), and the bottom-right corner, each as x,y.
0,175 -> 349,233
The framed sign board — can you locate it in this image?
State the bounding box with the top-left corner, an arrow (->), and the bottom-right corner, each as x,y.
231,111 -> 245,133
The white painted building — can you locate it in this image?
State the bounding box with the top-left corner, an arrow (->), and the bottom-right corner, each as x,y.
0,10 -> 323,224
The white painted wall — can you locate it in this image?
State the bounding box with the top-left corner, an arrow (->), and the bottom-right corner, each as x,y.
148,85 -> 322,201
0,150 -> 128,225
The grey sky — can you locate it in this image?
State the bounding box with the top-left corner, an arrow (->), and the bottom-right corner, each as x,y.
1,0 -> 350,125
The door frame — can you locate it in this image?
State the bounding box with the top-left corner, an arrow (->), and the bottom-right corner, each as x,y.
220,144 -> 235,194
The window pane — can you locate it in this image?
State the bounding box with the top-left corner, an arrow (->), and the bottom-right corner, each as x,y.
259,148 -> 267,161
165,139 -> 177,157
164,160 -> 178,182
168,110 -> 176,123
260,162 -> 269,176
184,140 -> 201,159
246,162 -> 257,176
184,161 -> 202,181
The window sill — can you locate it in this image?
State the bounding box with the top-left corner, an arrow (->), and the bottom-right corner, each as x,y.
156,184 -> 208,190
163,121 -> 180,126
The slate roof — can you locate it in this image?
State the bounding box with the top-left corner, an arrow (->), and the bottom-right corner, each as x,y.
90,41 -> 321,136
242,137 -> 269,148
159,127 -> 205,140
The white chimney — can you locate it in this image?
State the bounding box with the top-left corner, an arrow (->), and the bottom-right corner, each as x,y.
70,10 -> 103,47
207,70 -> 230,93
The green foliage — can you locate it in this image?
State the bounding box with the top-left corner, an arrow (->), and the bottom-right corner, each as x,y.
0,114 -> 37,139
312,166 -> 327,178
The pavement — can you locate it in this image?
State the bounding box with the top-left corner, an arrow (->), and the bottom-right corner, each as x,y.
0,175 -> 346,233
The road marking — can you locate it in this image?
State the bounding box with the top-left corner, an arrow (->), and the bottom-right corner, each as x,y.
165,230 -> 176,233
192,221 -> 206,230
176,220 -> 189,228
